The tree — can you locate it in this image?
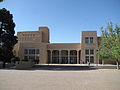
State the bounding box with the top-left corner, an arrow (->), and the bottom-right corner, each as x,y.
98,22 -> 120,69
0,8 -> 17,68
0,0 -> 5,2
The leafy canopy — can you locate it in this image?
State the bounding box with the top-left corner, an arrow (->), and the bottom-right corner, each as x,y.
98,22 -> 120,61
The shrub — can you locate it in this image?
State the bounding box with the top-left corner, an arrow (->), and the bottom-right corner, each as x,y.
11,57 -> 20,63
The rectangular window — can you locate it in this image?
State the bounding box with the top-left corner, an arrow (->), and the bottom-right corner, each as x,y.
32,49 -> 35,54
85,49 -> 89,55
29,49 -> 35,54
24,56 -> 28,60
36,56 -> 39,60
90,37 -> 93,43
29,49 -> 32,54
29,56 -> 35,60
85,37 -> 89,43
24,49 -> 28,54
85,56 -> 89,63
90,56 -> 94,63
90,49 -> 94,54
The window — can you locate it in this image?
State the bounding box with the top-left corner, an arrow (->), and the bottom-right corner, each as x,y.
90,49 -> 94,54
29,56 -> 35,60
90,37 -> 93,43
85,56 -> 94,63
70,50 -> 77,55
36,56 -> 39,60
32,49 -> 35,54
90,56 -> 94,63
85,49 -> 94,55
85,37 -> 89,43
29,49 -> 35,54
24,56 -> 28,60
85,37 -> 94,43
24,49 -> 28,54
85,56 -> 89,63
29,49 -> 32,54
24,48 -> 39,61
85,49 -> 89,55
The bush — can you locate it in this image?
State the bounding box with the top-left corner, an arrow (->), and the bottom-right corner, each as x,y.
21,59 -> 28,62
29,59 -> 34,62
11,57 -> 20,63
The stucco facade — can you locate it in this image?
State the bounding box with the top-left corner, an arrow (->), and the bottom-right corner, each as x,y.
14,27 -> 100,64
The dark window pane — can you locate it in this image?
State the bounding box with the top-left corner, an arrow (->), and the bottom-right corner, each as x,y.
85,37 -> 89,43
36,56 -> 39,60
85,56 -> 89,63
29,49 -> 32,54
90,37 -> 93,43
24,56 -> 28,60
70,50 -> 76,55
90,56 -> 94,63
32,49 -> 35,54
29,56 -> 35,60
85,49 -> 89,55
24,49 -> 28,54
90,49 -> 94,54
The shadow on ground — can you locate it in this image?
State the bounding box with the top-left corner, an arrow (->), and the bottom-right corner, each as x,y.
0,64 -> 117,71
31,65 -> 98,71
0,64 -> 98,71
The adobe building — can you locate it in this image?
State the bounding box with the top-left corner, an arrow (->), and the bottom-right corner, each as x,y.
13,27 -> 100,64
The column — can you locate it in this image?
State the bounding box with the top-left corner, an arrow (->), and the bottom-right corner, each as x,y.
68,50 -> 70,64
77,50 -> 79,64
59,50 -> 61,64
50,50 -> 52,64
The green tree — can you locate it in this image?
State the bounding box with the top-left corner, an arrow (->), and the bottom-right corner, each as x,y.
0,8 -> 17,68
98,22 -> 120,69
0,0 -> 5,2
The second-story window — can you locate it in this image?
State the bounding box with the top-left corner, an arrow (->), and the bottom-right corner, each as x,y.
85,37 -> 89,43
90,49 -> 94,54
85,49 -> 89,55
24,49 -> 28,54
90,37 -> 93,43
85,49 -> 94,55
85,37 -> 94,44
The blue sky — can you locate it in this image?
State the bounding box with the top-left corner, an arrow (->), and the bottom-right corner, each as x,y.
0,0 -> 120,43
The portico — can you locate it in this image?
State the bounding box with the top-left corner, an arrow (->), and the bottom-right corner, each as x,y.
47,49 -> 81,64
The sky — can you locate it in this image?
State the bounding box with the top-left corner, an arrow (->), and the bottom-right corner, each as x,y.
0,0 -> 120,43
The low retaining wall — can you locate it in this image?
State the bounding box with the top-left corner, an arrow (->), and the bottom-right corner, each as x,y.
16,61 -> 34,69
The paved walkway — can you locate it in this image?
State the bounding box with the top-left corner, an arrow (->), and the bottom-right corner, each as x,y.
0,66 -> 120,90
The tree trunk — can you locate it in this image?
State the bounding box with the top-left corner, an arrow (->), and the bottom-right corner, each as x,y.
116,60 -> 119,70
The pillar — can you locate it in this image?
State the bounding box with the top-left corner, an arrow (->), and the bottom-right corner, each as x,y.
50,50 -> 52,64
68,50 -> 70,64
77,50 -> 79,64
59,50 -> 61,64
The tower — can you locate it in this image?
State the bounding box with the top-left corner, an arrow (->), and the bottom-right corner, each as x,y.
39,27 -> 50,43
81,31 -> 98,64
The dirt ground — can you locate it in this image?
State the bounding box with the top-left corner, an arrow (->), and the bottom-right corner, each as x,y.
0,67 -> 120,90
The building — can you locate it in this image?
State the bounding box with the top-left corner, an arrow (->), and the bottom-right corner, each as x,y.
14,27 -> 100,64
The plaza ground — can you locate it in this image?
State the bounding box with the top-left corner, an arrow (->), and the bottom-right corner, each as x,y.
0,65 -> 120,90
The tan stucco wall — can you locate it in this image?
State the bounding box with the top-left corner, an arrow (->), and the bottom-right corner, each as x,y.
13,27 -> 99,64
81,31 -> 98,64
47,43 -> 81,50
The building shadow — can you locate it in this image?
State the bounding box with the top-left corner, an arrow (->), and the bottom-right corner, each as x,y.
9,64 -> 98,71
0,64 -> 117,71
